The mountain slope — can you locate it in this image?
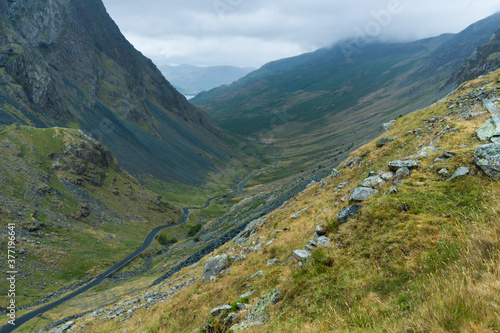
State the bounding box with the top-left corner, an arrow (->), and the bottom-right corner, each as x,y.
50,68 -> 500,333
159,64 -> 255,97
0,0 -> 242,185
0,125 -> 181,312
446,27 -> 500,87
191,13 -> 500,174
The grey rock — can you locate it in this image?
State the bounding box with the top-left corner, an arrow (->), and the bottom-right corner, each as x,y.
291,207 -> 309,219
477,115 -> 500,142
231,289 -> 281,331
380,172 -> 395,181
434,157 -> 447,163
448,167 -> 470,181
239,290 -> 256,300
305,244 -> 316,252
484,99 -> 500,114
202,254 -> 229,282
349,187 -> 379,202
315,224 -> 326,236
337,205 -> 363,223
388,160 -> 421,171
210,305 -> 232,317
361,176 -> 385,188
248,270 -> 263,279
475,144 -> 500,179
331,168 -> 341,178
395,167 -> 410,178
443,151 -> 455,159
293,250 -> 312,263
317,236 -> 330,247
383,120 -> 396,132
388,186 -> 398,195
309,239 -> 318,247
438,168 -> 450,177
237,303 -> 246,310
376,136 -> 397,147
393,179 -> 404,185
266,258 -> 281,266
55,321 -> 74,333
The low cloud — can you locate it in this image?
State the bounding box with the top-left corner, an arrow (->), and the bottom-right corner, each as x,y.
102,0 -> 500,68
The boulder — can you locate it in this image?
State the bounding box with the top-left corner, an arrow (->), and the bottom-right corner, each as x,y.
291,207 -> 309,219
438,168 -> 450,178
484,99 -> 500,114
231,289 -> 281,331
202,254 -> 229,282
383,120 -> 396,132
293,250 -> 312,263
376,136 -> 397,147
349,187 -> 378,202
210,305 -> 232,317
317,236 -> 330,247
315,225 -> 326,236
388,160 -> 421,172
395,167 -> 410,178
476,115 -> 500,142
361,176 -> 385,188
266,258 -> 281,266
475,144 -> 500,180
380,172 -> 395,181
337,205 -> 363,224
448,167 -> 470,181
388,186 -> 398,195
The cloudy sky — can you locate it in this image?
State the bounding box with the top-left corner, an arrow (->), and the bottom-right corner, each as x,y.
101,0 -> 500,68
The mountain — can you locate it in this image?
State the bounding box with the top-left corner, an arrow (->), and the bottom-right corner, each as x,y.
446,27 -> 500,87
0,0 -> 243,185
159,64 -> 255,97
27,68 -> 500,333
191,13 -> 500,171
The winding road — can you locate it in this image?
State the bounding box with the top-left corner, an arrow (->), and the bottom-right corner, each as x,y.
0,146 -> 284,333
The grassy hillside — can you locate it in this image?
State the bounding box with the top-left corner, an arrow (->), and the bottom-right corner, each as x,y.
0,125 -> 183,311
50,69 -> 500,333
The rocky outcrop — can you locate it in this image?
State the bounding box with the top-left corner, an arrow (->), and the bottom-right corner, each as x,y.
475,143 -> 500,179
476,115 -> 500,142
230,289 -> 281,331
349,187 -> 379,202
338,205 -> 363,224
484,99 -> 500,114
388,160 -> 421,172
202,254 -> 229,282
376,136 -> 397,147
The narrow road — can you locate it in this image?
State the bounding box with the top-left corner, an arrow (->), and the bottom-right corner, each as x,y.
0,145 -> 284,333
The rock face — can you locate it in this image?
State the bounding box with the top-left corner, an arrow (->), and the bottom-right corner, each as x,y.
349,187 -> 379,202
475,144 -> 500,179
388,160 -> 421,171
476,115 -> 500,142
202,254 -> 229,282
337,205 -> 363,224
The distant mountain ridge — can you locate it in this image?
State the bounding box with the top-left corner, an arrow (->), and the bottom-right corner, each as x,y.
192,12 -> 500,170
159,64 -> 255,97
0,0 -> 240,184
